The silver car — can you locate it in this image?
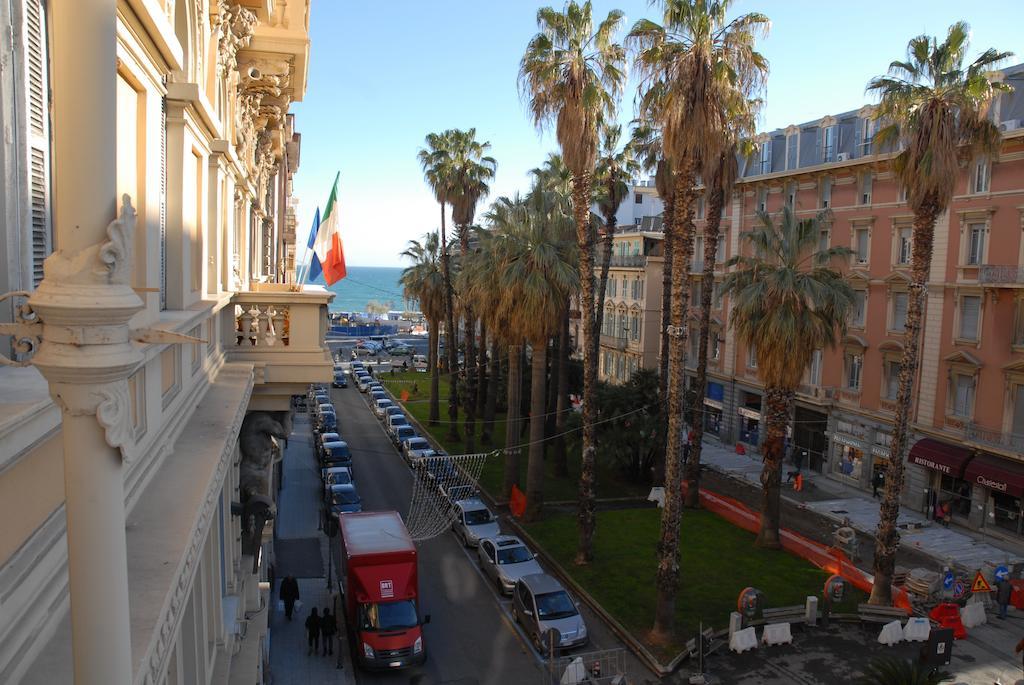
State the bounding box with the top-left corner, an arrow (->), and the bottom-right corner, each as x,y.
477,536 -> 543,595
373,398 -> 394,418
451,498 -> 500,547
402,436 -> 433,463
512,574 -> 588,653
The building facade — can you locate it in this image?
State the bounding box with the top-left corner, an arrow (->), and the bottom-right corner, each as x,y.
0,2 -> 331,684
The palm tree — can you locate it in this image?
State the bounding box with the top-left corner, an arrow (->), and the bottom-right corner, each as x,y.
493,196 -> 579,521
858,657 -> 952,685
723,207 -> 854,547
865,23 -> 1012,605
520,0 -> 626,564
628,0 -> 769,640
448,129 -> 498,454
418,131 -> 461,441
593,121 -> 640,362
400,233 -> 446,424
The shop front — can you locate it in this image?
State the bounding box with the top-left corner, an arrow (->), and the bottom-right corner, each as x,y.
965,453 -> 1024,537
907,438 -> 974,524
737,390 -> 762,446
704,382 -> 724,436
793,406 -> 827,473
832,433 -> 867,484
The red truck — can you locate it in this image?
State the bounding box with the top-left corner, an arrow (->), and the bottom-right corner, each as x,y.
338,511 -> 429,669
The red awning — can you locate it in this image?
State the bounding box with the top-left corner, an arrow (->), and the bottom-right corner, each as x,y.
965,453 -> 1024,498
907,438 -> 973,478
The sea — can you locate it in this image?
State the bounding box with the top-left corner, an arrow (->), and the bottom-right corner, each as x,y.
325,265 -> 414,314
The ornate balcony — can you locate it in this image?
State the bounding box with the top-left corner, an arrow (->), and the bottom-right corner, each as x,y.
609,254 -> 646,268
226,284 -> 334,410
979,265 -> 1024,286
966,422 -> 1024,452
600,334 -> 627,351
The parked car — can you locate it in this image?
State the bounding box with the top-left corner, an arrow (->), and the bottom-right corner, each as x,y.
356,375 -> 372,392
478,536 -> 544,595
370,390 -> 387,404
323,466 -> 354,495
383,406 -> 404,422
512,574 -> 588,653
412,354 -> 428,372
373,398 -> 394,418
318,410 -> 338,434
392,425 -> 416,447
444,483 -> 477,503
402,436 -> 433,463
422,455 -> 457,484
321,441 -> 353,473
327,483 -> 362,515
352,343 -> 376,357
317,432 -> 341,460
386,413 -> 409,438
451,498 -> 500,547
333,370 -> 348,388
389,344 -> 413,357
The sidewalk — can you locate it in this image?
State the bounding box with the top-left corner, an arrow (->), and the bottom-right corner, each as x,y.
268,414 -> 356,685
696,438 -> 1024,572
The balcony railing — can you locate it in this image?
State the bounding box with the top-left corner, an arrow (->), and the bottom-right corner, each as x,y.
226,285 -> 334,409
600,334 -> 627,351
979,265 -> 1024,286
966,422 -> 1024,452
608,255 -> 646,268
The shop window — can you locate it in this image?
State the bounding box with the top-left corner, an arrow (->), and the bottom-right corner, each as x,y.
949,373 -> 976,418
890,291 -> 908,333
991,492 -> 1024,536
958,295 -> 981,342
939,474 -> 972,519
834,444 -> 865,481
845,352 -> 863,390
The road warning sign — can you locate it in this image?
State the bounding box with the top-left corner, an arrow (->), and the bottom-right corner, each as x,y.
971,571 -> 992,594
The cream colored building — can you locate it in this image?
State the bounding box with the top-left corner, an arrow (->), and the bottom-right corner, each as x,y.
0,1 -> 332,684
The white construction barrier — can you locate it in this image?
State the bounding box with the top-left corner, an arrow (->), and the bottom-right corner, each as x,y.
728,611 -> 743,639
877,620 -> 904,646
960,601 -> 987,628
729,626 -> 758,653
762,623 -> 793,646
903,616 -> 931,642
560,657 -> 586,685
805,596 -> 818,626
647,487 -> 665,508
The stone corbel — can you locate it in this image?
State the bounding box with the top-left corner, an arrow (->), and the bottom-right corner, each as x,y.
216,3 -> 257,79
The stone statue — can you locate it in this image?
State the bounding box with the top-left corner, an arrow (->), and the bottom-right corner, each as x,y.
238,410 -> 292,567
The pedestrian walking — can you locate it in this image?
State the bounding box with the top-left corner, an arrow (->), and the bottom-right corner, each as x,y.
320,607 -> 337,656
305,608 -> 321,656
997,578 -> 1013,619
279,575 -> 300,621
872,469 -> 884,498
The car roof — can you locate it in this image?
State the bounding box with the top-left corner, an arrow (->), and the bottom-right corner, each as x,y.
490,535 -> 525,548
320,432 -> 340,440
456,497 -> 488,511
519,573 -> 564,594
408,437 -> 430,444
396,426 -> 415,434
323,466 -> 351,474
330,483 -> 357,493
375,398 -> 393,405
323,440 -> 348,449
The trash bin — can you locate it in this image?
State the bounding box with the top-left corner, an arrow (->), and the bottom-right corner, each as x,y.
920,628 -> 954,667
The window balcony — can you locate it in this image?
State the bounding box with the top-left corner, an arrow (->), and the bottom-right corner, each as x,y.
608,255 -> 646,268
225,284 -> 335,410
966,422 -> 1024,452
979,265 -> 1024,287
600,334 -> 627,351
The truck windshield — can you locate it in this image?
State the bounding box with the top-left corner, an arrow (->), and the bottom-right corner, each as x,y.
359,600 -> 419,632
535,591 -> 577,620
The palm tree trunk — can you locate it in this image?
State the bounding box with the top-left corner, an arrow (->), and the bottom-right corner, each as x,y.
592,206 -> 617,363
654,196 -> 675,487
554,308 -> 570,477
652,165 -> 696,642
870,201 -> 939,605
484,338 -> 499,444
546,335 -> 559,439
477,320 -> 488,425
464,311 -> 477,453
428,321 -> 440,425
574,170 -> 600,564
757,387 -> 794,548
525,339 -> 548,522
502,343 -> 523,498
440,204 -> 460,441
684,186 -> 724,508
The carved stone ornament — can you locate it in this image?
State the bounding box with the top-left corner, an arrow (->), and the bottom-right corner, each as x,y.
95,380 -> 133,459
0,291 -> 41,366
216,3 -> 257,78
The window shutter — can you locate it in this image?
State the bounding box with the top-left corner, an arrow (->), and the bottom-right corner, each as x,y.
25,0 -> 52,288
960,296 -> 980,340
893,293 -> 908,330
160,96 -> 167,309
854,120 -> 863,157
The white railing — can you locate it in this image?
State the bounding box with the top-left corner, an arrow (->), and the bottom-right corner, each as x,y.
979,265 -> 1024,285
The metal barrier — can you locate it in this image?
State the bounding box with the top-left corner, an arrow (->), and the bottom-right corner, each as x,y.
544,648 -> 627,685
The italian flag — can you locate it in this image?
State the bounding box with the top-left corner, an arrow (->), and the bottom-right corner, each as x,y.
309,173 -> 347,285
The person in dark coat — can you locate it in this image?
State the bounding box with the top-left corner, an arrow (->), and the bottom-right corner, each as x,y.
305,608 -> 321,655
279,575 -> 300,620
872,469 -> 884,498
320,607 -> 337,656
997,578 -> 1013,619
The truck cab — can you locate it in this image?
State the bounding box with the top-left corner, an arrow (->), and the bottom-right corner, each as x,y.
338,511 -> 429,670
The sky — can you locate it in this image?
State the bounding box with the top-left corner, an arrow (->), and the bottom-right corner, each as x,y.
290,1 -> 1024,269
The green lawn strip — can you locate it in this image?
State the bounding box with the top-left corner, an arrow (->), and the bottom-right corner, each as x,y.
379,372 -> 647,502
525,507 -> 865,659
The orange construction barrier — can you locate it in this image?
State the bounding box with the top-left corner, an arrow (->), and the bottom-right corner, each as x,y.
929,602 -> 967,639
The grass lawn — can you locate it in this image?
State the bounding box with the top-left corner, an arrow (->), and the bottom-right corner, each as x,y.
525,507 -> 866,659
378,371 -> 648,502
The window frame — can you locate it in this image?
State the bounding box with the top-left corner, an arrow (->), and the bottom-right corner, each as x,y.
822,125 -> 836,163
859,172 -> 873,205
893,224 -> 912,267
819,175 -> 832,209
849,289 -> 868,329
972,157 -> 991,194
955,292 -> 983,344
947,371 -> 977,420
844,351 -> 863,391
888,290 -> 909,334
854,226 -> 871,266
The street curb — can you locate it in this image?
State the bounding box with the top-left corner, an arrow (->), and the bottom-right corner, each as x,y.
505,518 -> 680,679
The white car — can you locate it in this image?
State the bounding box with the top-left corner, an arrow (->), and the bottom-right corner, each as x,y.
373,398 -> 394,418
402,436 -> 433,463
386,413 -> 409,438
478,536 -> 544,595
452,498 -> 500,548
